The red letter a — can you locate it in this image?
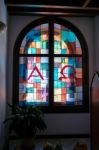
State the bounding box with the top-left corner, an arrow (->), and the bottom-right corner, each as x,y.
27,66 -> 44,80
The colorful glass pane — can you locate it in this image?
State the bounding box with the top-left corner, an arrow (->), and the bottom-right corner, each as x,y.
20,24 -> 49,54
19,57 -> 49,106
54,57 -> 82,105
54,24 -> 82,54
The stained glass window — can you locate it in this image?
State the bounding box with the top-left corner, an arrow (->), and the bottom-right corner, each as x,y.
19,57 -> 49,106
54,57 -> 82,105
53,23 -> 83,107
13,18 -> 89,112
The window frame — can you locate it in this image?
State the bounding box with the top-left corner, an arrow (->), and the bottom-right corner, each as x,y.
13,17 -> 89,113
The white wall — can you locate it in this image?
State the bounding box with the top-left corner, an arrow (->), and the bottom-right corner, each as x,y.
0,0 -> 7,149
8,16 -> 94,135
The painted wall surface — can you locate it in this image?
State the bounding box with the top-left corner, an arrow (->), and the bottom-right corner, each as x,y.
0,0 -> 6,24
0,0 -> 7,149
8,16 -> 94,135
0,34 -> 7,149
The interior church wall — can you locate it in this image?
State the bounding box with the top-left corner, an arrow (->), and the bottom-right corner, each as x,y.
7,15 -> 94,135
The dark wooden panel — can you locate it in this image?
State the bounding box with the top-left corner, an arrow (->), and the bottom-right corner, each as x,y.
5,0 -> 86,6
7,5 -> 99,16
90,72 -> 99,150
5,0 -> 99,15
88,0 -> 99,7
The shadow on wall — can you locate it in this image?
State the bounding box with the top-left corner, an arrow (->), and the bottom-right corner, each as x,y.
0,21 -> 6,34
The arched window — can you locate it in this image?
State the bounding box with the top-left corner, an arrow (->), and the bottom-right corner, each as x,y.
13,17 -> 89,112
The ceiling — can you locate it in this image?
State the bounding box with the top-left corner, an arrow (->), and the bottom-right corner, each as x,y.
5,0 -> 99,16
